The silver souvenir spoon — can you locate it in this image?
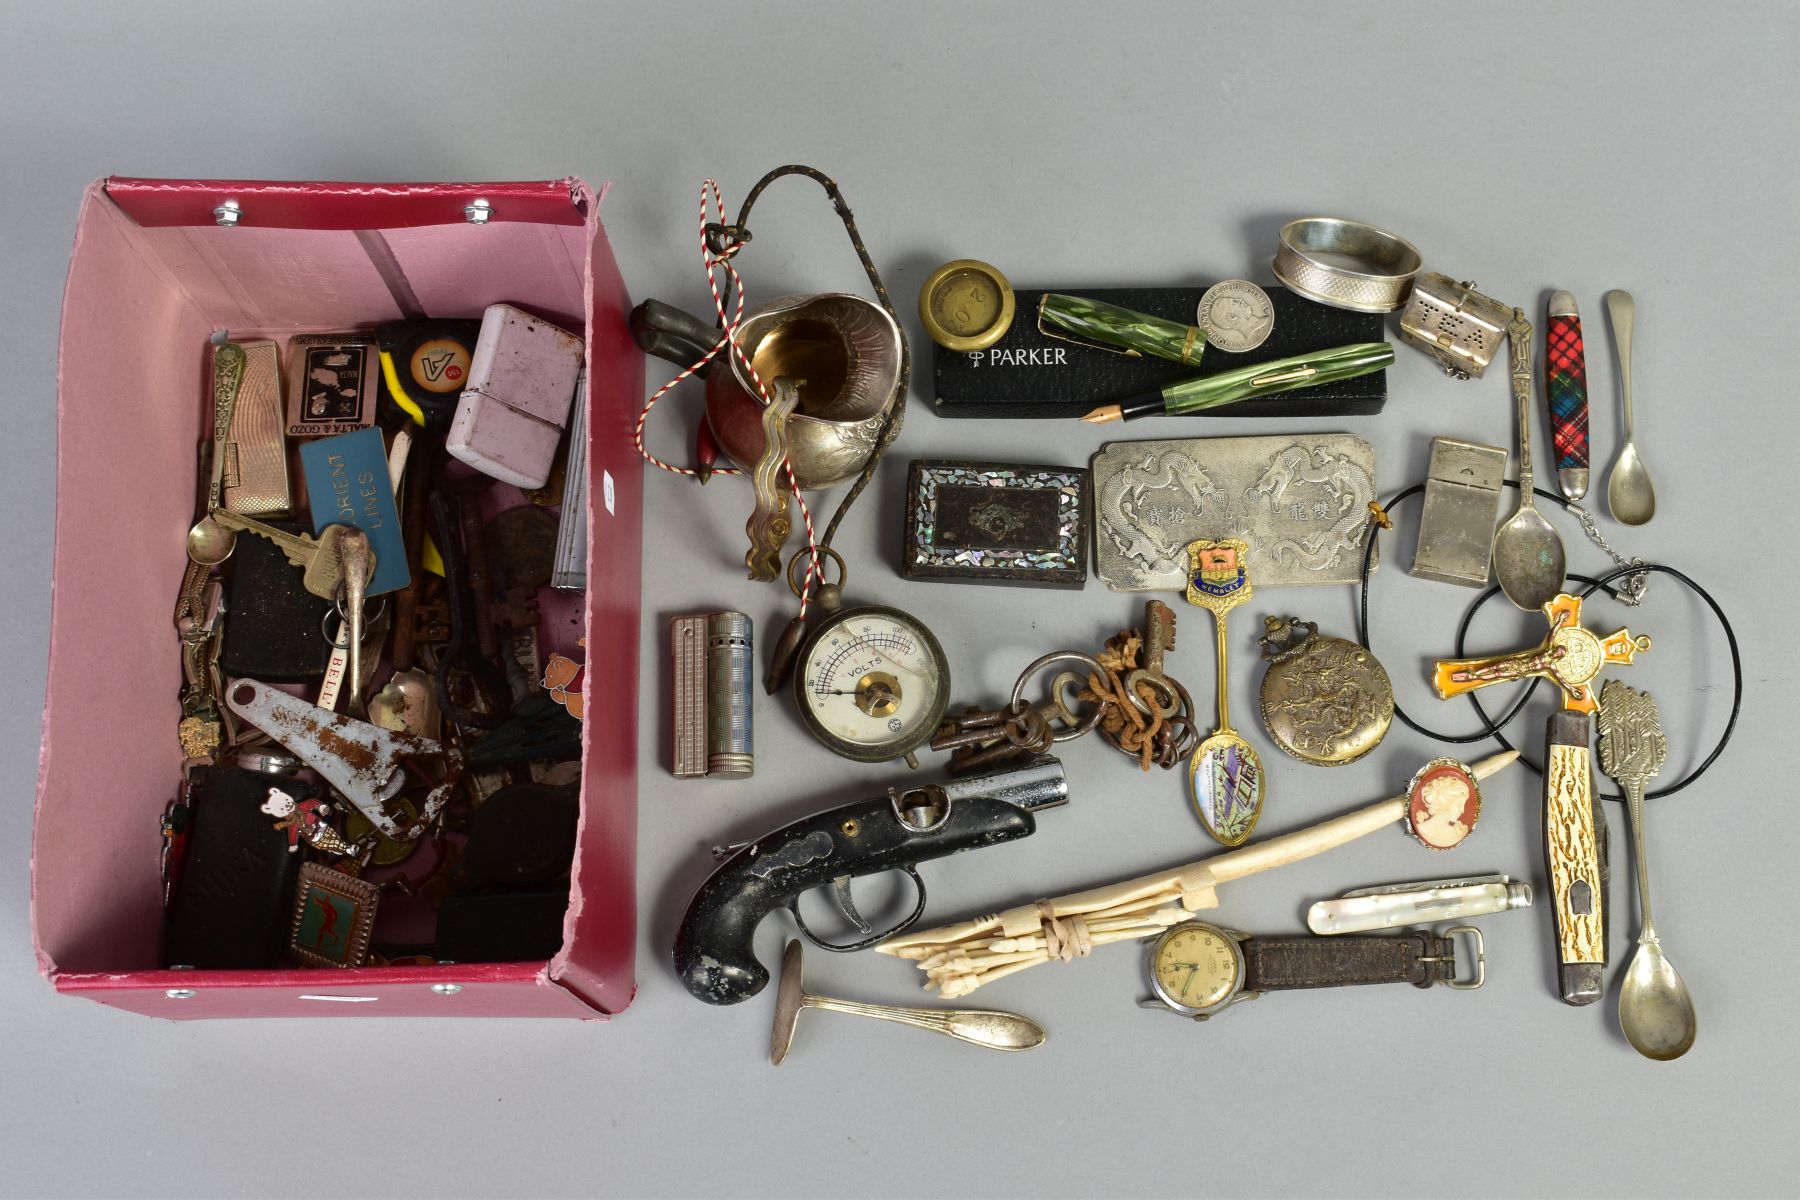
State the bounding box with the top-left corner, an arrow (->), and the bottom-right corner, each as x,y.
1597,681 -> 1696,1060
185,342 -> 247,565
1491,310 -> 1567,610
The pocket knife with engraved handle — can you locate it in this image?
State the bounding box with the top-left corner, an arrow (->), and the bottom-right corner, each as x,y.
1431,592 -> 1650,1004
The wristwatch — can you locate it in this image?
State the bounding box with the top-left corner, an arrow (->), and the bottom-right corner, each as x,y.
1143,920 -> 1484,1021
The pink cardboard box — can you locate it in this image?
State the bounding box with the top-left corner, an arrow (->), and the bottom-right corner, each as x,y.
32,177 -> 644,1018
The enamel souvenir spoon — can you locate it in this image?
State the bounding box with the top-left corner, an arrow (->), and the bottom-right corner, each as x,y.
1184,539 -> 1264,846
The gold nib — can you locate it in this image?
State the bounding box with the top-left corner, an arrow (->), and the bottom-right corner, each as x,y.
1080,404 -> 1123,424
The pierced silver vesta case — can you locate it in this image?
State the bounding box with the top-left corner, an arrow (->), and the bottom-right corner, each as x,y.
1398,273 -> 1512,380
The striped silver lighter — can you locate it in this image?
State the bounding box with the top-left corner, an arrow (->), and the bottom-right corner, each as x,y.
705,612 -> 754,778
671,616 -> 709,778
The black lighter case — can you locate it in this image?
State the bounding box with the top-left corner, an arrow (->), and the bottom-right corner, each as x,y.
219,519 -> 334,682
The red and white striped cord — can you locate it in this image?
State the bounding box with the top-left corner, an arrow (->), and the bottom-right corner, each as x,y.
632,180 -> 822,615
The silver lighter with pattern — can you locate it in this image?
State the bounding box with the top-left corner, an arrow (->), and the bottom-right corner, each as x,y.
706,612 -> 755,779
220,340 -> 291,516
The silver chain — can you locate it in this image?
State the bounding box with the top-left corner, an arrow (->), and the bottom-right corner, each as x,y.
1570,503 -> 1650,605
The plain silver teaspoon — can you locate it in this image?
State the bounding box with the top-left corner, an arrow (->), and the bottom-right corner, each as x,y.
1605,291 -> 1657,526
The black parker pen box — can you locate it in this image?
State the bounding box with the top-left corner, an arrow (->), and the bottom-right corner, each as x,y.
931,284 -> 1387,419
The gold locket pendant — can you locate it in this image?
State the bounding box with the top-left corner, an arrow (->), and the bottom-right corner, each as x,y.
1257,616 -> 1394,767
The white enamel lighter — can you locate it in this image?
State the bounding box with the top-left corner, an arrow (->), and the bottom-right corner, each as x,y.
447,303 -> 584,488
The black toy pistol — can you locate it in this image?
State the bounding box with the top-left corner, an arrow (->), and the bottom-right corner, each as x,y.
673,757 -> 1070,1005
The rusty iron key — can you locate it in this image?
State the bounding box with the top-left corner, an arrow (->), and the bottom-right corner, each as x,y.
1124,600 -> 1181,718
932,700 -> 1056,774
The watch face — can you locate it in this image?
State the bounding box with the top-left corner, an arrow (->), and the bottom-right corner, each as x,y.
1151,922 -> 1243,1013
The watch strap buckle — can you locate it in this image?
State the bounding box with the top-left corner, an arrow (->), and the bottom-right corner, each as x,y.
1417,924 -> 1485,990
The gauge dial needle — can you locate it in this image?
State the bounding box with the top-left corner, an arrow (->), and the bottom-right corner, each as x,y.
867,650 -> 927,685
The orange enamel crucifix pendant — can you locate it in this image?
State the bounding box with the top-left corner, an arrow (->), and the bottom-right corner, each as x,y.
1431,593 -> 1651,714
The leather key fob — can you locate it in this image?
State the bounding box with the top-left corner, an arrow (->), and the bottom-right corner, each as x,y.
435,890 -> 570,963
449,782 -> 579,894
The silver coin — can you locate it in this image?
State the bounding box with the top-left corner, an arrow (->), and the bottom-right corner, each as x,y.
1197,280 -> 1276,353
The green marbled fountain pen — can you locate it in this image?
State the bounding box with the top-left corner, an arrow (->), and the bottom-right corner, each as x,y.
1079,341 -> 1394,423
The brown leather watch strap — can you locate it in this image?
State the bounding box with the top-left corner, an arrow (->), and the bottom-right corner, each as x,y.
1241,930 -> 1456,992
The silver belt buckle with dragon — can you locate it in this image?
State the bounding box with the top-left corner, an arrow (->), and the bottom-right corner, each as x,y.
1091,433 -> 1379,592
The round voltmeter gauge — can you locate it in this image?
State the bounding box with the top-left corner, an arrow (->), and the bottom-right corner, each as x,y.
1148,921 -> 1247,1018
794,604 -> 951,764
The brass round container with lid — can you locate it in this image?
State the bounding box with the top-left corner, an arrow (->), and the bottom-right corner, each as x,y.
1257,615 -> 1393,766
918,259 -> 1015,352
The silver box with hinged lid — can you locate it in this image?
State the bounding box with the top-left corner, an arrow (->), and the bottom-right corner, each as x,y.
1399,273 -> 1512,379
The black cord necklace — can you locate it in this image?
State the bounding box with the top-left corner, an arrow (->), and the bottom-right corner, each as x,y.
1356,481 -> 1741,803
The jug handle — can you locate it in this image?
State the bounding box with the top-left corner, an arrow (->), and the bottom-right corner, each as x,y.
630,299 -> 724,367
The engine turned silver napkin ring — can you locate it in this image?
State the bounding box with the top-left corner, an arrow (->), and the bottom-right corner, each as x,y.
1271,217 -> 1422,314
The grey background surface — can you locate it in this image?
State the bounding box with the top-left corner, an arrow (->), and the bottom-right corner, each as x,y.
3,2 -> 1795,1196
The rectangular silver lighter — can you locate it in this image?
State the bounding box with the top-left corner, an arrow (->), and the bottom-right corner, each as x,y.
671,616 -> 708,779
1411,436 -> 1507,588
551,372 -> 589,590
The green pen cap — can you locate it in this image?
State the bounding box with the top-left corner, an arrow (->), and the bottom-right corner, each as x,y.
1037,293 -> 1209,367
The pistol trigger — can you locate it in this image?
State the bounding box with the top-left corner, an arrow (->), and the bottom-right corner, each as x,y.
832,874 -> 873,935
788,867 -> 930,953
